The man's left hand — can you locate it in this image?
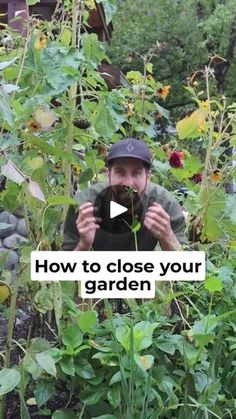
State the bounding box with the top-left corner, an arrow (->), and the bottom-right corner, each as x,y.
143,202 -> 181,250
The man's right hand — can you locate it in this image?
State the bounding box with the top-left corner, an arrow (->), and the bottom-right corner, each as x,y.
75,202 -> 100,250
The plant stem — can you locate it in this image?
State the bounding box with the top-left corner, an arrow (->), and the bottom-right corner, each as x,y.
63,0 -> 79,223
0,266 -> 24,419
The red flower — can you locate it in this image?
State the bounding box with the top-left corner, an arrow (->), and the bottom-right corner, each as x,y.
191,173 -> 202,184
169,151 -> 184,168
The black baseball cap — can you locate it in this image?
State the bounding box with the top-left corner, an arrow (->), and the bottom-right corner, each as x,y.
107,138 -> 152,169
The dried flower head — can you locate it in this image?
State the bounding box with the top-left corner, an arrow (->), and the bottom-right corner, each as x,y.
191,173 -> 202,184
210,170 -> 222,182
35,34 -> 47,50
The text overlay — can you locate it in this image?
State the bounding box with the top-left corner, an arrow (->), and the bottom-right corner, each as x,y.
31,251 -> 205,299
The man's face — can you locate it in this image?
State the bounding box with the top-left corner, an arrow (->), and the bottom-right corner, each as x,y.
108,157 -> 149,207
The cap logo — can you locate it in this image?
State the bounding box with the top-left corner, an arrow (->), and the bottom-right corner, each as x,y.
127,142 -> 134,153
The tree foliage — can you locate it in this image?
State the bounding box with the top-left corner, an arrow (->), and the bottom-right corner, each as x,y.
108,0 -> 236,109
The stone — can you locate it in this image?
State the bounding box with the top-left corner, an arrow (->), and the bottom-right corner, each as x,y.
3,233 -> 28,249
16,218 -> 28,237
0,211 -> 17,238
0,248 -> 19,270
13,207 -> 25,218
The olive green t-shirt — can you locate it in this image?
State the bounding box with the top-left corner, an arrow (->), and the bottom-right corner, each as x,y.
62,182 -> 186,251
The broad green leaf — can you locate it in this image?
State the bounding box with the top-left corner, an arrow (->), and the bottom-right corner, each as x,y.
109,371 -> 123,385
0,98 -> 15,126
62,323 -> 83,348
61,281 -> 76,299
198,188 -> 225,241
116,325 -> 130,351
79,168 -> 94,184
154,102 -> 170,120
60,27 -> 72,47
35,352 -> 57,377
79,389 -> 105,405
75,359 -> 95,379
59,356 -> 75,376
2,182 -> 21,212
77,310 -> 97,334
0,134 -> 21,151
81,33 -> 106,65
183,342 -> 202,366
23,354 -> 42,379
34,285 -> 54,313
135,99 -> 155,114
157,376 -> 174,395
107,387 -> 121,409
93,99 -> 124,138
126,71 -> 144,83
47,196 -> 78,206
192,316 -> 217,347
52,410 -> 77,419
34,381 -> 55,408
42,45 -> 83,94
26,157 -> 44,171
0,368 -> 21,396
134,354 -> 154,371
133,321 -> 158,351
199,380 -> 221,406
28,338 -> 51,355
156,334 -> 184,355
177,109 -> 206,139
204,277 -> 223,293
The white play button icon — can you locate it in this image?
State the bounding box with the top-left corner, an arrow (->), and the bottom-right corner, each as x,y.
110,200 -> 127,219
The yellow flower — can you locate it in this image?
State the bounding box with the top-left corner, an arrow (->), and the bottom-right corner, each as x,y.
35,34 -> 47,50
126,103 -> 135,118
210,170 -> 222,182
201,100 -> 210,111
157,85 -> 171,99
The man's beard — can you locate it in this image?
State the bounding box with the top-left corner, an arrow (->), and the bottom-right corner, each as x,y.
111,185 -> 141,211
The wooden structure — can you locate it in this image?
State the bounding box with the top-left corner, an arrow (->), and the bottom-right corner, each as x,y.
0,0 -> 127,88
0,0 -> 112,42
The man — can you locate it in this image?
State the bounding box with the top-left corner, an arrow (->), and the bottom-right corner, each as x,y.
62,138 -> 186,251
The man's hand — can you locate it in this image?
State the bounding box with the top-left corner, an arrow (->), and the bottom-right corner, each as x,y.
74,202 -> 100,250
144,202 -> 181,250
